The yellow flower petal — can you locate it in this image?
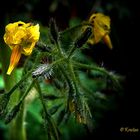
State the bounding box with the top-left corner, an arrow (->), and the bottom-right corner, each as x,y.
22,42 -> 36,55
4,21 -> 40,74
87,13 -> 113,49
7,45 -> 22,75
4,21 -> 40,54
26,24 -> 40,42
87,38 -> 95,45
103,34 -> 113,49
4,21 -> 26,45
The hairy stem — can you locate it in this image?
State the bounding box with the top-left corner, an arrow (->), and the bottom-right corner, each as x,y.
60,23 -> 92,35
73,61 -> 121,89
35,80 -> 59,140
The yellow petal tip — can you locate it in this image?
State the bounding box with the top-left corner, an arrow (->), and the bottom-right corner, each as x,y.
6,65 -> 14,75
6,45 -> 22,75
103,35 -> 113,50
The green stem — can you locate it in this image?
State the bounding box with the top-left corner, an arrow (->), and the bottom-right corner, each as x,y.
35,80 -> 59,140
0,70 -> 32,116
59,62 -> 80,118
73,61 -> 109,74
9,106 -> 26,140
6,70 -> 32,97
36,41 -> 51,53
73,61 -> 121,89
35,80 -> 50,117
60,23 -> 92,35
56,42 -> 63,57
67,44 -> 76,59
68,62 -> 78,92
58,65 -> 74,112
5,80 -> 35,140
17,80 -> 35,106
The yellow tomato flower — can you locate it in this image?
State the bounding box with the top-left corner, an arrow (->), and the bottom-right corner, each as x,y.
4,21 -> 40,75
88,13 -> 112,49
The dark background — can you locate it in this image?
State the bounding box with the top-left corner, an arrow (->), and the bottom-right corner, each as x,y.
0,0 -> 139,139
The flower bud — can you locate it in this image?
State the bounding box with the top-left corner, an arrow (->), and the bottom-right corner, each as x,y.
75,27 -> 92,48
